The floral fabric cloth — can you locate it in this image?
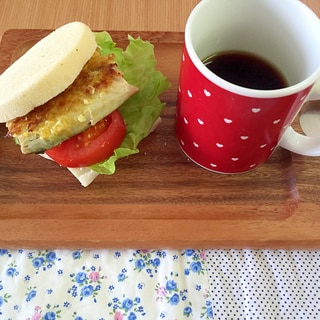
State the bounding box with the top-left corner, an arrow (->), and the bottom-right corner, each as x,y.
0,249 -> 213,320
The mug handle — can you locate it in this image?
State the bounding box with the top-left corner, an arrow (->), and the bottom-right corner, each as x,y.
279,125 -> 320,156
279,83 -> 320,156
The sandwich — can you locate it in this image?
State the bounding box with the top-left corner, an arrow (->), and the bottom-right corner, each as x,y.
0,22 -> 169,186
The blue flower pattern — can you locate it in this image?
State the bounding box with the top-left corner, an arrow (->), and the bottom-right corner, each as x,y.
27,250 -> 61,273
0,249 -> 213,318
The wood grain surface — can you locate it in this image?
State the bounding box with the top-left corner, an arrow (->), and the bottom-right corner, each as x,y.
0,0 -> 199,38
1,0 -> 319,37
1,29 -> 320,249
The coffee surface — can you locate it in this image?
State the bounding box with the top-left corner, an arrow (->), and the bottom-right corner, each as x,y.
203,51 -> 288,90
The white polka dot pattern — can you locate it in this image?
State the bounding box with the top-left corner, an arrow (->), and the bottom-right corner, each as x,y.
176,46 -> 312,174
206,249 -> 320,319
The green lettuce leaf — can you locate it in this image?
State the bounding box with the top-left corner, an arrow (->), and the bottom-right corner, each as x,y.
90,32 -> 170,174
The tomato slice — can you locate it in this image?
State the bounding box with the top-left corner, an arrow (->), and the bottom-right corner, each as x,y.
46,110 -> 126,167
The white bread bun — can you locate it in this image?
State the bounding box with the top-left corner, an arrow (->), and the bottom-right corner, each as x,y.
0,21 -> 97,123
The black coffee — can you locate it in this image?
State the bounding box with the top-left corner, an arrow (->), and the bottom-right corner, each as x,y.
203,51 -> 288,90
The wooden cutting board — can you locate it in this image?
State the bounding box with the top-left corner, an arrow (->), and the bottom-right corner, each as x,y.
0,29 -> 320,249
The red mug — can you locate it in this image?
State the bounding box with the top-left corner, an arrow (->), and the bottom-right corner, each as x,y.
176,0 -> 320,174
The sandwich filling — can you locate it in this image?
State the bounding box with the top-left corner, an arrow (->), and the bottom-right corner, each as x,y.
6,50 -> 138,154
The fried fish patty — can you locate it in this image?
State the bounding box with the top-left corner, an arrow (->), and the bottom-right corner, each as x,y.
7,50 -> 138,154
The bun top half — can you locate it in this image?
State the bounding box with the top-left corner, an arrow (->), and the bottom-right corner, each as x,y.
0,21 -> 97,123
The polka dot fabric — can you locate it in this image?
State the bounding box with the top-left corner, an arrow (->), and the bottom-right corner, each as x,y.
206,250 -> 320,319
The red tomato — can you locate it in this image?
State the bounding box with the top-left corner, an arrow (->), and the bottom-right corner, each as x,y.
46,110 -> 126,167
